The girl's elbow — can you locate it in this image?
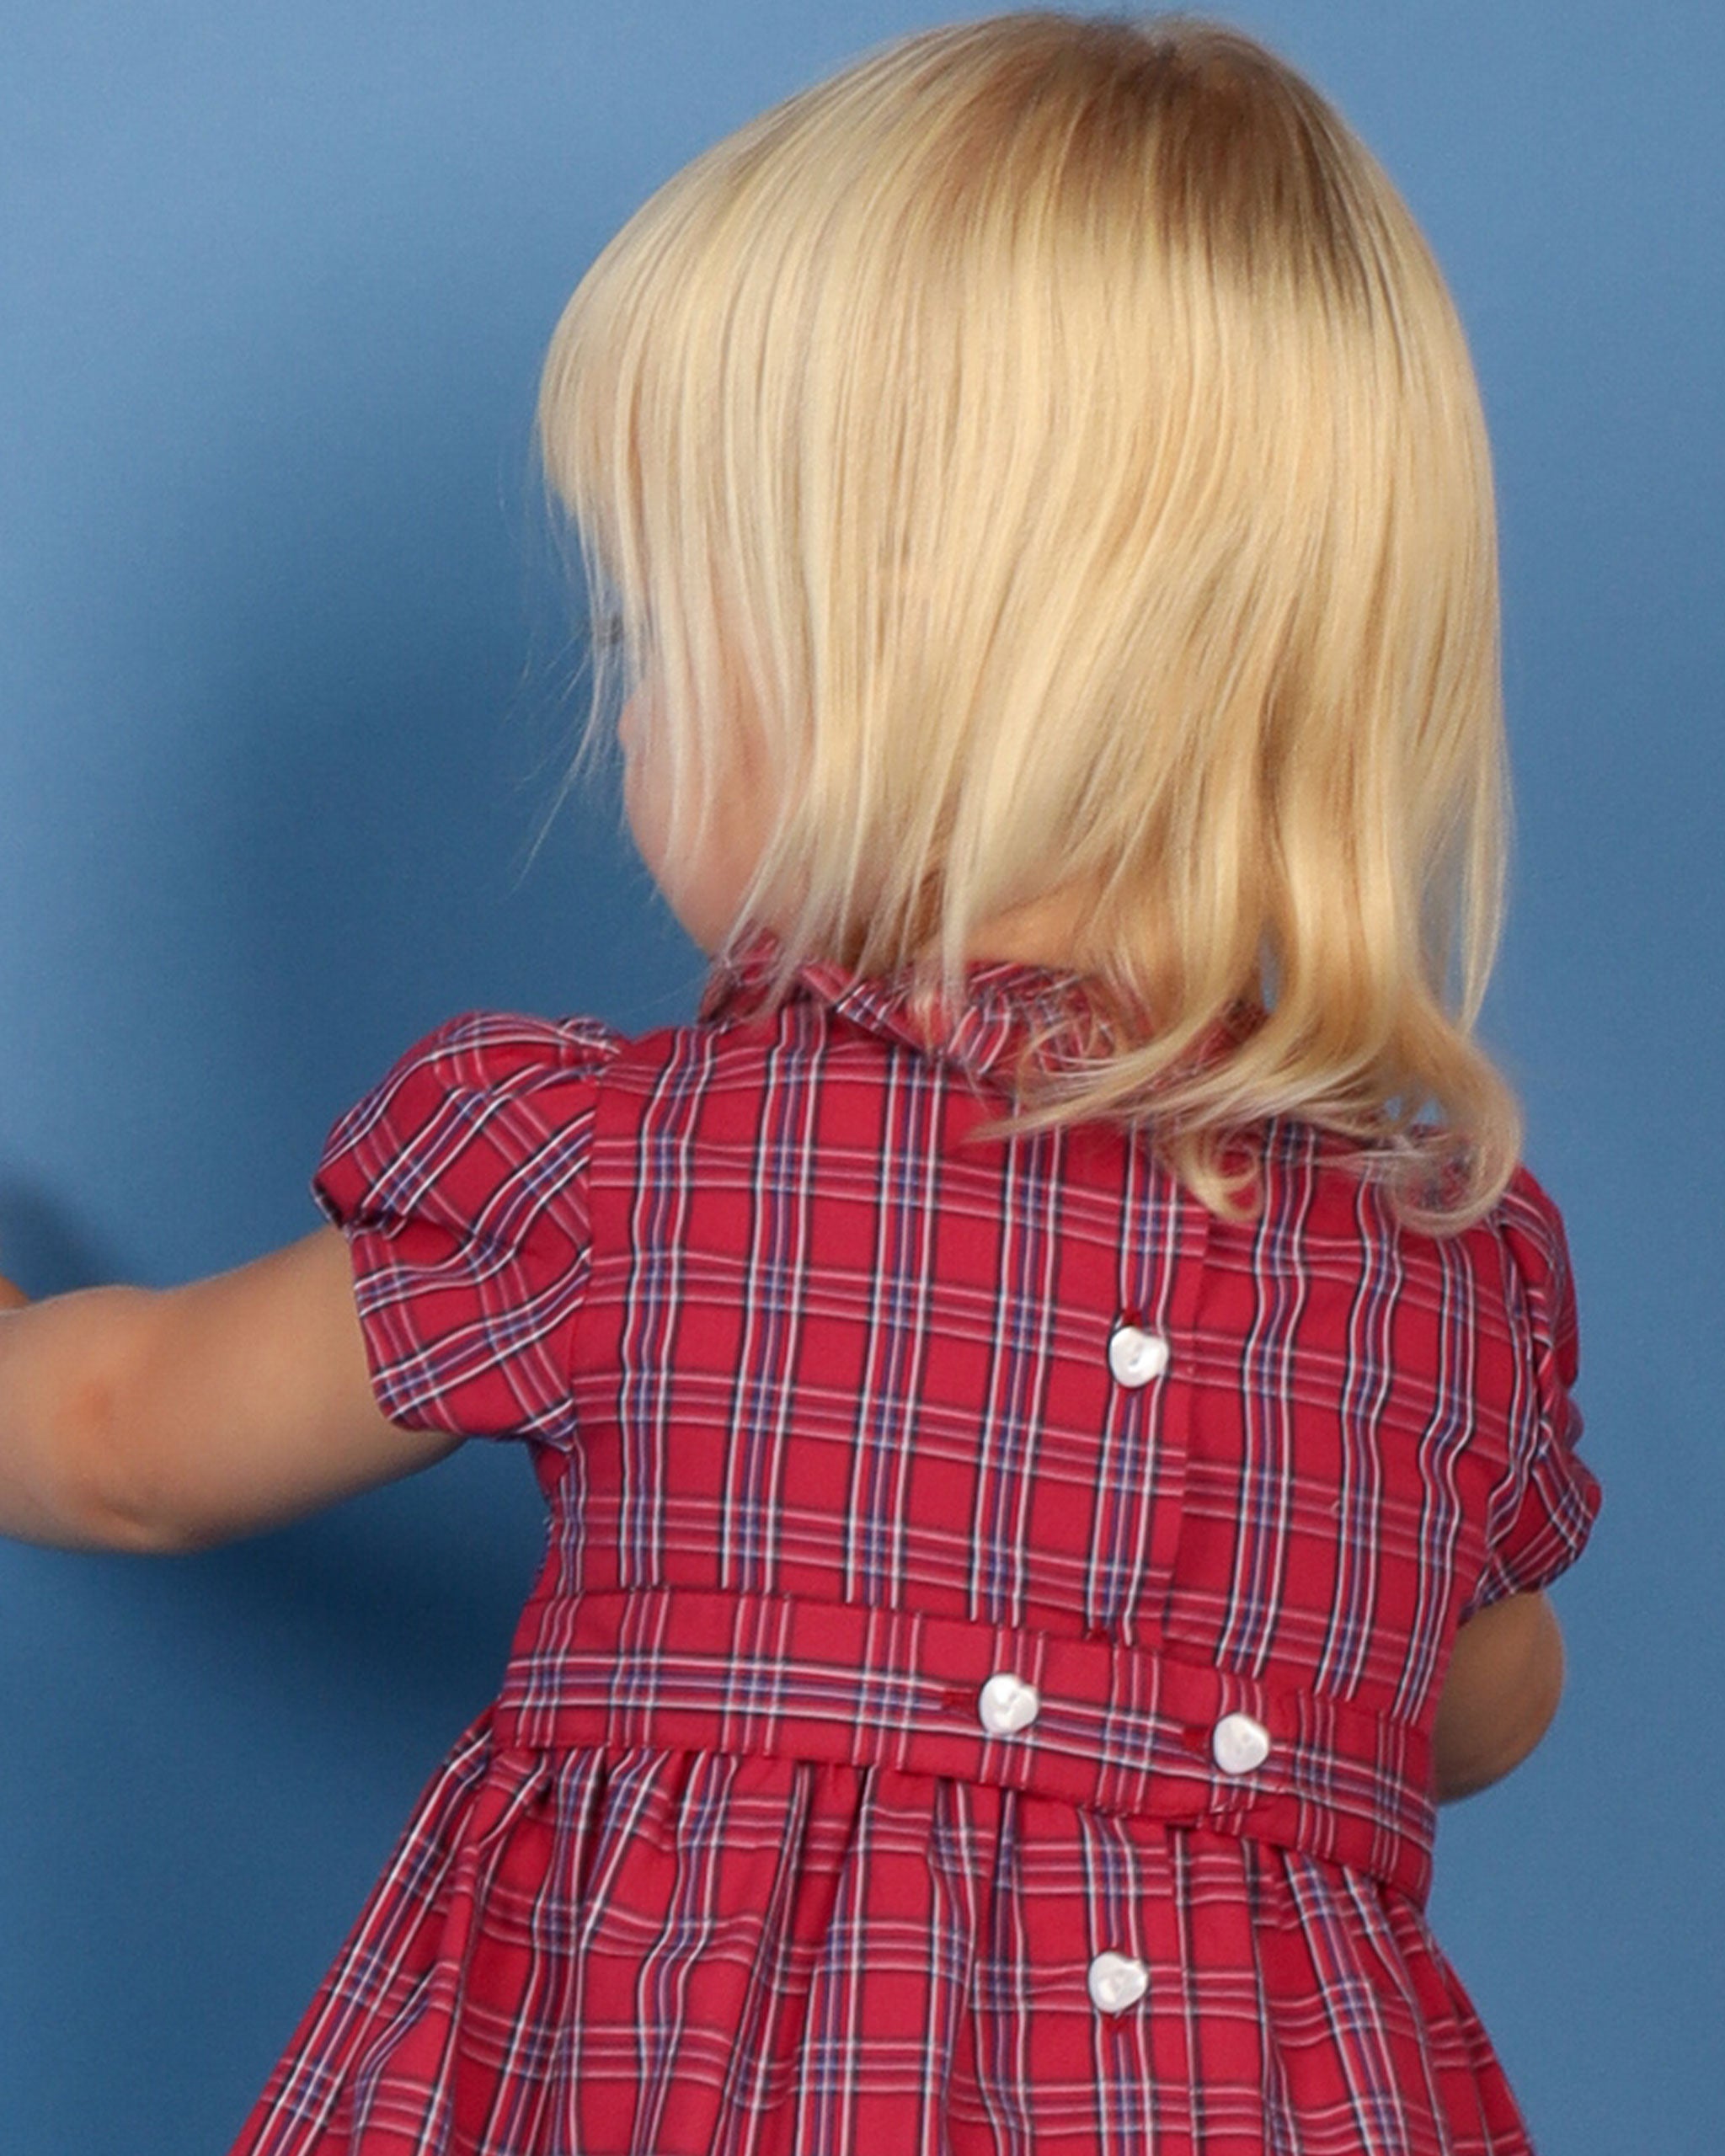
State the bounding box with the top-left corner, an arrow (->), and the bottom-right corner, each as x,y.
55,1369 -> 203,1555
1459,1674 -> 1567,1802
1434,1595 -> 1568,1803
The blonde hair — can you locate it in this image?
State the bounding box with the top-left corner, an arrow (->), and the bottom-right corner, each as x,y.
536,9 -> 1524,1233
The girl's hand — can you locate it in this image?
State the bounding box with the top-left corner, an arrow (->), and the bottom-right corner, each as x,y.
0,1275 -> 28,1311
0,1229 -> 462,1553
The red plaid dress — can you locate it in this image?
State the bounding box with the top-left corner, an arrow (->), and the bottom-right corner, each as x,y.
227,937 -> 1601,2156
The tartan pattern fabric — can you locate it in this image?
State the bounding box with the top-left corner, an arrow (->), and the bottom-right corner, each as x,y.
227,937 -> 1600,2155
489,1583 -> 1439,1903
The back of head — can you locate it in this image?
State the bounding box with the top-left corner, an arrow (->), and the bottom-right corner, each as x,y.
537,9 -> 1521,1232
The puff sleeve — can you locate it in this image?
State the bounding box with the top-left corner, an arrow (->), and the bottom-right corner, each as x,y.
1461,1166 -> 1604,1620
312,1011 -> 624,1445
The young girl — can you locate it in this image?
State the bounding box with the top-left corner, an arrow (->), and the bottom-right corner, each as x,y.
0,12 -> 1602,2153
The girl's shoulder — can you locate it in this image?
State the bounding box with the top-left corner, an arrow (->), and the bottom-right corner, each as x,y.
315,1009 -> 632,1218
332,1006 -> 630,1124
1496,1157 -> 1568,1243
1493,1158 -> 1581,1364
386,1007 -> 632,1086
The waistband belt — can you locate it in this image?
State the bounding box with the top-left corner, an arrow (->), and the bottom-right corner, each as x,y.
491,1584 -> 1436,1907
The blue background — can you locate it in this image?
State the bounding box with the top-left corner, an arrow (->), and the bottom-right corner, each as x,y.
0,3 -> 1717,2148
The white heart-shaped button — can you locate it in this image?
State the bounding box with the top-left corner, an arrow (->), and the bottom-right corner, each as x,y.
1211,1710 -> 1272,1775
978,1672 -> 1040,1736
1107,1324 -> 1170,1388
1087,1951 -> 1149,2014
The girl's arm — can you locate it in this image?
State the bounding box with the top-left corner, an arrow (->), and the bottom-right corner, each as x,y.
0,1227 -> 462,1554
1433,1589 -> 1567,1803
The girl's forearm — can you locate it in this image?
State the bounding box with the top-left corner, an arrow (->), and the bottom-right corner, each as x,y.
1432,1590 -> 1567,1803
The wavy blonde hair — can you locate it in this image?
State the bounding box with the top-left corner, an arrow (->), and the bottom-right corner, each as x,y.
536,9 -> 1524,1233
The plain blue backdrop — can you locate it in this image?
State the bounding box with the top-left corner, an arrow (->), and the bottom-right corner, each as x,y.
0,3 -> 1717,2149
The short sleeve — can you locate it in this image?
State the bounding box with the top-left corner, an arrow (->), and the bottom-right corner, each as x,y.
1461,1166 -> 1604,1620
312,1010 -> 624,1444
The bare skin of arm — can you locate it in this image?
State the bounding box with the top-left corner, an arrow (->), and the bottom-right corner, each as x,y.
0,1228 -> 462,1554
1433,1588 -> 1567,1803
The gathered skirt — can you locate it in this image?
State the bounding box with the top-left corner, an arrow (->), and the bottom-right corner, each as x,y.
226,1708 -> 1534,2156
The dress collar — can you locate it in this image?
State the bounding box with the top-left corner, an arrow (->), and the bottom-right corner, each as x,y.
698,932 -> 1258,1091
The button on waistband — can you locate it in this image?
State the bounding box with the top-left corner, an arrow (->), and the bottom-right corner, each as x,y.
978,1672 -> 1040,1736
1212,1710 -> 1272,1774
